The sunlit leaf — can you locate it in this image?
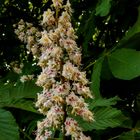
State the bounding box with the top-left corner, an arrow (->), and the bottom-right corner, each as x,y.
108,48 -> 140,80
76,107 -> 124,131
89,96 -> 120,110
0,81 -> 41,113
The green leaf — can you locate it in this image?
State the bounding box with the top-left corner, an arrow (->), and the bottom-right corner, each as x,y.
118,33 -> 140,50
14,81 -> 41,98
82,10 -> 96,55
0,109 -> 19,140
95,0 -> 112,17
116,6 -> 140,51
118,131 -> 135,140
101,56 -> 113,80
0,81 -> 41,113
92,107 -> 124,129
90,57 -> 104,98
89,96 -> 119,110
0,81 -> 41,99
3,99 -> 38,113
108,48 -> 140,80
118,121 -> 140,140
26,120 -> 37,135
76,107 -> 124,131
125,6 -> 140,40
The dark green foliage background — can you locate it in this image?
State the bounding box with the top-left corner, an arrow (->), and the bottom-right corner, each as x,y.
1,0 -> 140,139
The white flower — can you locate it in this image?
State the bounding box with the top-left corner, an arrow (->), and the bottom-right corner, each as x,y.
27,36 -> 34,46
66,27 -> 77,39
39,31 -> 52,47
59,11 -> 71,25
64,0 -> 73,15
42,9 -> 55,26
36,118 -> 53,140
47,105 -> 64,128
59,38 -> 79,53
65,117 -> 92,140
52,82 -> 70,96
62,61 -> 88,85
69,52 -> 81,65
66,92 -> 87,108
62,61 -> 78,80
66,92 -> 94,121
38,46 -> 62,67
65,117 -> 81,138
73,83 -> 93,98
20,74 -> 34,83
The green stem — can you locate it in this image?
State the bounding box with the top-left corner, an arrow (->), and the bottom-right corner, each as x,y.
55,7 -> 59,26
108,135 -> 120,140
83,60 -> 96,70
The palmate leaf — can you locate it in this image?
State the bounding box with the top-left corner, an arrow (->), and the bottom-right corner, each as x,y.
76,107 -> 124,131
89,96 -> 120,110
0,109 -> 19,140
12,81 -> 41,99
1,99 -> 38,113
0,81 -> 41,99
104,6 -> 140,80
0,81 -> 41,113
108,48 -> 140,80
93,107 -> 124,130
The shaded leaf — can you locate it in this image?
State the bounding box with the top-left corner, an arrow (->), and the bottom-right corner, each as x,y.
90,57 -> 104,98
118,33 -> 140,50
82,10 -> 96,55
95,0 -> 112,17
0,0 -> 5,6
125,6 -> 140,40
0,109 -> 19,140
101,56 -> 113,80
108,48 -> 140,80
118,131 -> 135,140
115,6 -> 140,51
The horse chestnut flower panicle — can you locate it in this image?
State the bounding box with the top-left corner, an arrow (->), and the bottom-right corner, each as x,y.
15,0 -> 94,139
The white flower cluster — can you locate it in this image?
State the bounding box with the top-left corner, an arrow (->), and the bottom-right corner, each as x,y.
14,19 -> 41,56
15,0 -> 94,139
